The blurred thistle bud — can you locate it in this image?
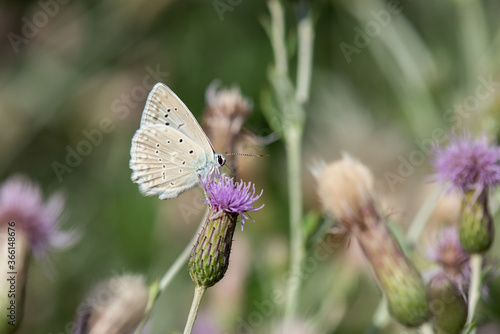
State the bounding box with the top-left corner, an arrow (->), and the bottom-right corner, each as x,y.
74,274 -> 149,334
203,80 -> 253,152
459,190 -> 493,253
433,134 -> 500,254
0,175 -> 78,333
317,155 -> 429,327
189,174 -> 263,288
428,273 -> 467,334
426,227 -> 470,293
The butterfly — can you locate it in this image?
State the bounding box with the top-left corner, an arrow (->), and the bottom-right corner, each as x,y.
130,83 -> 226,199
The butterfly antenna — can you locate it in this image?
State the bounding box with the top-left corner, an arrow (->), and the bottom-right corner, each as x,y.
225,153 -> 270,157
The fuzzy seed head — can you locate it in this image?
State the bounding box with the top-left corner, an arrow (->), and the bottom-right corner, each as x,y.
204,81 -> 252,121
317,156 -> 375,224
202,81 -> 252,153
75,275 -> 149,334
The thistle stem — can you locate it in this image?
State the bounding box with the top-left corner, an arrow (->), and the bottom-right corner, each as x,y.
284,1 -> 313,318
160,209 -> 208,291
370,298 -> 389,332
406,187 -> 442,248
134,209 -> 208,334
183,286 -> 207,334
296,2 -> 314,105
268,0 -> 288,77
465,254 -> 483,333
284,125 -> 305,317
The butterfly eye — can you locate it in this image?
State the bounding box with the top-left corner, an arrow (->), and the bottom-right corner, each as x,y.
218,155 -> 225,166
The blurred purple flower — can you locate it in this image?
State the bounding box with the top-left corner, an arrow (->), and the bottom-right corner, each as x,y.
201,174 -> 263,230
433,134 -> 500,193
426,227 -> 470,293
0,175 -> 78,258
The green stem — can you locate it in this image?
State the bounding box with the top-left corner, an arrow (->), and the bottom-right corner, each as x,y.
183,286 -> 207,334
284,1 -> 313,318
268,0 -> 288,76
406,187 -> 442,247
465,254 -> 483,333
370,298 -> 389,332
295,2 -> 314,105
134,209 -> 208,334
268,0 -> 313,318
159,228 -> 200,291
160,208 -> 208,291
284,125 -> 304,318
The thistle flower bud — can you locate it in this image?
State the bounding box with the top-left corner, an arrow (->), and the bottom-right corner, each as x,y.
74,275 -> 149,334
189,210 -> 238,288
426,227 -> 470,293
428,274 -> 467,334
459,190 -> 494,254
189,175 -> 263,288
317,156 -> 429,327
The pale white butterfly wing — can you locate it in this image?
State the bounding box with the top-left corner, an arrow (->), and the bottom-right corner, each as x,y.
141,83 -> 215,154
130,125 -> 208,199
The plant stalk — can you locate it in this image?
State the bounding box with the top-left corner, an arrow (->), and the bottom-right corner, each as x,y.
465,254 -> 483,334
284,125 -> 305,317
134,209 -> 208,334
183,286 -> 207,334
268,0 -> 288,77
296,2 -> 314,105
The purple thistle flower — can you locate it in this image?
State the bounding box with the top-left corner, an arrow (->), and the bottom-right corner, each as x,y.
201,174 -> 264,230
0,175 -> 78,259
433,134 -> 500,193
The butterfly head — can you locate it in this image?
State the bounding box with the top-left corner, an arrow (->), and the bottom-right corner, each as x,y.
215,153 -> 226,168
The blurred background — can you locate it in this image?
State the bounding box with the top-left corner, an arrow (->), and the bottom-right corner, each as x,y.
1,0 -> 500,333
